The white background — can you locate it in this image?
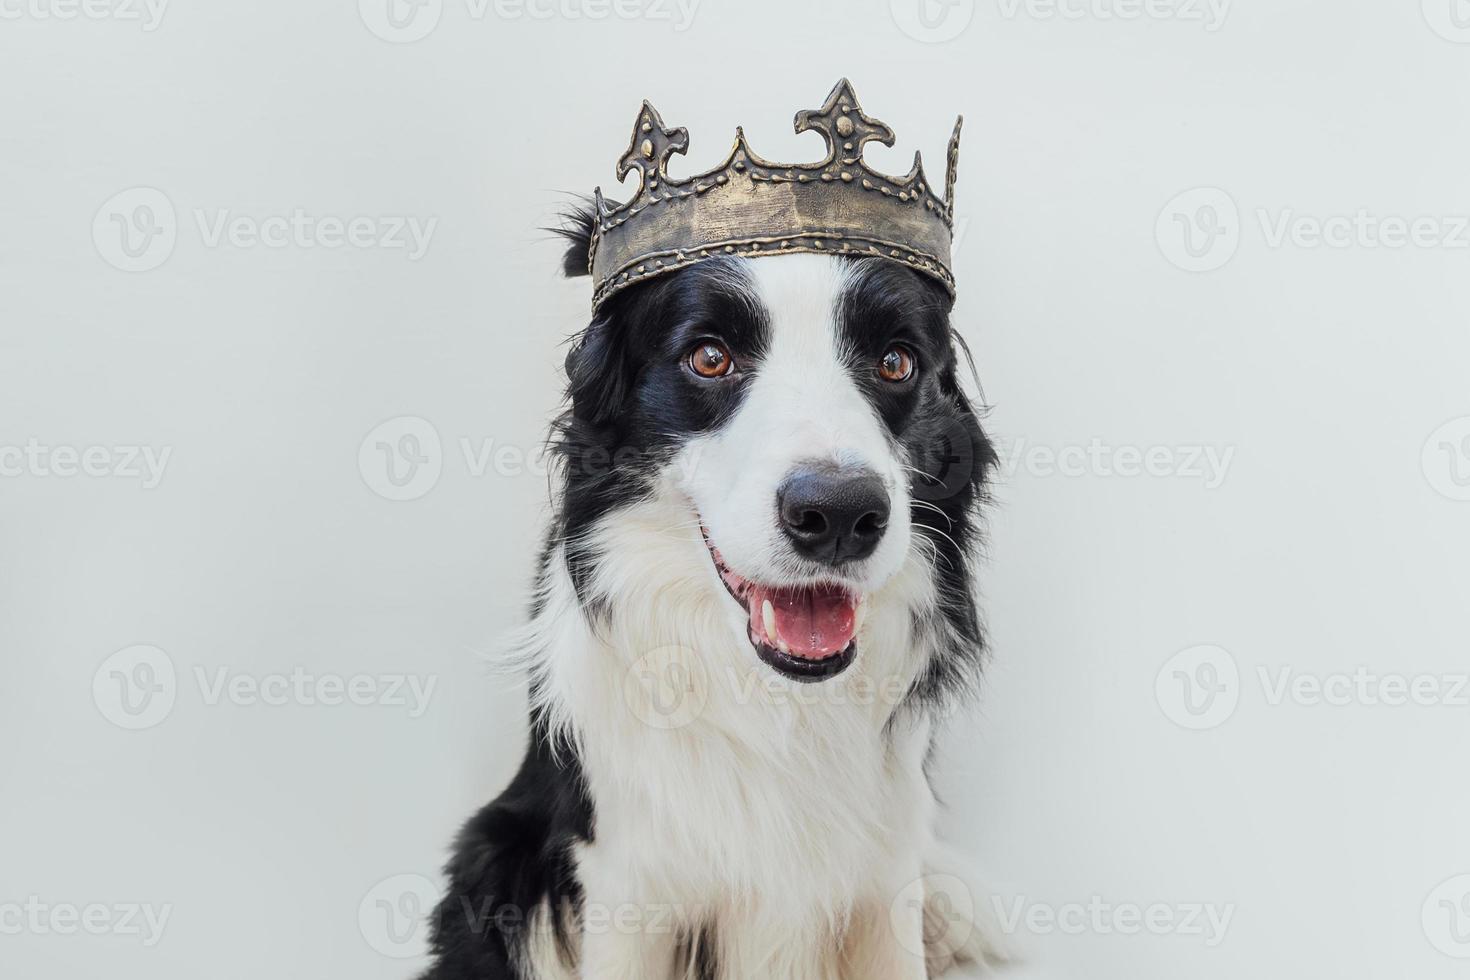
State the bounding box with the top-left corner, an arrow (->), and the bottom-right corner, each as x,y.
3,1 -> 1470,977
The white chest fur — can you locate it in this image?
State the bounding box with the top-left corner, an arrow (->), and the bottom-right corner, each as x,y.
516,501 -> 945,979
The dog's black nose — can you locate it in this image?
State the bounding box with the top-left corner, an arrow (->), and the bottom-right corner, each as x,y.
777,465 -> 891,564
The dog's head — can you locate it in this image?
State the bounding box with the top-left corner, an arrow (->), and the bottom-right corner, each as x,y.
551,207 -> 994,696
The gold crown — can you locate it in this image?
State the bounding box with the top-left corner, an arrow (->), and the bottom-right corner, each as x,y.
587,78 -> 963,310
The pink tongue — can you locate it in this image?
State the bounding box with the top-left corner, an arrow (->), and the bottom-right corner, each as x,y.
750,584 -> 858,660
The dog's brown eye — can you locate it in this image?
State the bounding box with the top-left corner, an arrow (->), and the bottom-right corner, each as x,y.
688,340 -> 734,378
878,345 -> 916,383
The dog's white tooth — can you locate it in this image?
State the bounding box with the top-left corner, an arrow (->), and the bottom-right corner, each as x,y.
853,601 -> 867,635
762,599 -> 777,641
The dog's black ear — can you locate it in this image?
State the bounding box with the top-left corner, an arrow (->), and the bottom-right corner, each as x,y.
556,199 -> 643,430
551,203 -> 596,279
564,317 -> 630,429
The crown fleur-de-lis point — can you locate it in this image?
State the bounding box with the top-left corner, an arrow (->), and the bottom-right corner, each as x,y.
794,78 -> 896,169
617,101 -> 690,195
944,115 -> 964,213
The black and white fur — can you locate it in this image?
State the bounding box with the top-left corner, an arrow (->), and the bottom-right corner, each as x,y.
421,208 -> 1001,980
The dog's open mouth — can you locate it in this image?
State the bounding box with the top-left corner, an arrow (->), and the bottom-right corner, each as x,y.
701,527 -> 861,682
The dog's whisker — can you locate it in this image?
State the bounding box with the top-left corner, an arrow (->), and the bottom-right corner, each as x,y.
909,499 -> 955,529
910,532 -> 957,573
898,462 -> 944,485
914,522 -> 963,556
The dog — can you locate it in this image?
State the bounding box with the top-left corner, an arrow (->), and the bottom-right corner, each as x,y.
419,203 -> 1002,979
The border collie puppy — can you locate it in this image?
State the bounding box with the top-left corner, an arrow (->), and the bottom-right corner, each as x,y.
421,209 -> 1000,979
